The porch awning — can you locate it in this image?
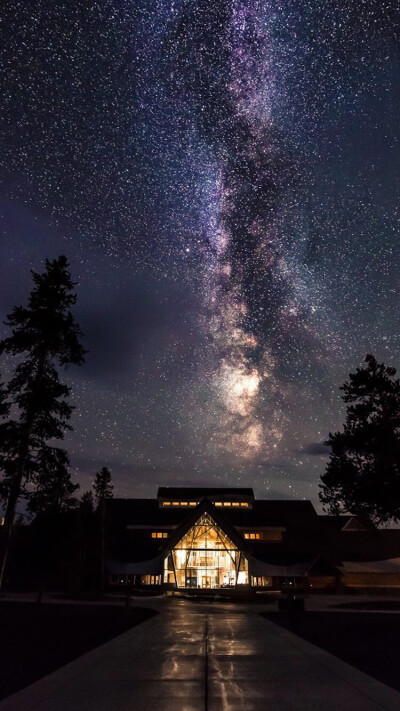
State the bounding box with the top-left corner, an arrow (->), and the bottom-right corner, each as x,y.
250,556 -> 314,577
340,558 -> 400,574
106,556 -> 163,575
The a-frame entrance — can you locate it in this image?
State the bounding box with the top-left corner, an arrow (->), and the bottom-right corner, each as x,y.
164,512 -> 248,588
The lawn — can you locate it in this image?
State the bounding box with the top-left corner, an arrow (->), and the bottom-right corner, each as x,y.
0,601 -> 157,701
263,610 -> 400,691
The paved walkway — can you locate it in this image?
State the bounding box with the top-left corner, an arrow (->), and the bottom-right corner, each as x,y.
1,598 -> 400,711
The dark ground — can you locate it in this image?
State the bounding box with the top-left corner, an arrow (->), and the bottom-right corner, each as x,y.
263,610 -> 400,691
1,600 -> 399,703
0,601 -> 157,701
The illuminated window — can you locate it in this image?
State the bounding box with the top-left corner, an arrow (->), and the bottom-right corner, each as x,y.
215,501 -> 250,508
243,530 -> 282,541
152,532 -> 168,538
252,576 -> 272,587
142,575 -> 161,585
163,500 -> 198,507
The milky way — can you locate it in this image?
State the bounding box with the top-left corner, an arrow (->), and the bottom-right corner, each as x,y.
0,1 -> 399,504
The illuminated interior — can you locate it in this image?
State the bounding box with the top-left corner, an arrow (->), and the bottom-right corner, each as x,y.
214,501 -> 249,508
161,501 -> 198,507
164,513 -> 248,588
243,530 -> 283,541
161,500 -> 250,508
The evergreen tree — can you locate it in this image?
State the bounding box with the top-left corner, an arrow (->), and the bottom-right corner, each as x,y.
0,377 -> 11,501
320,354 -> 400,524
74,491 -> 97,593
93,467 -> 113,592
0,256 -> 85,588
93,467 -> 113,504
80,490 -> 95,516
0,377 -> 9,418
27,447 -> 80,516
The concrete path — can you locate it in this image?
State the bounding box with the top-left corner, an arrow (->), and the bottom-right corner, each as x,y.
1,598 -> 400,711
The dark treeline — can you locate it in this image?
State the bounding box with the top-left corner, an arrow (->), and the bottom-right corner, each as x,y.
6,477 -> 113,597
0,256 -> 114,597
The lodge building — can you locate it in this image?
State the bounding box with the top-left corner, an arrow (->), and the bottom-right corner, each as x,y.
106,487 -> 400,592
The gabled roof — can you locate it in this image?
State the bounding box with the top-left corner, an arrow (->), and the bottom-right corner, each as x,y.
321,515 -> 375,532
162,497 -> 250,554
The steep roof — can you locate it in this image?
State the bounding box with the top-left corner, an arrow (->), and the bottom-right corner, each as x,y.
164,497 -> 250,553
321,515 -> 375,532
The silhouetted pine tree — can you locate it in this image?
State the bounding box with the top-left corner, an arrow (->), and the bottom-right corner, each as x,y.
94,467 -> 113,592
81,490 -> 95,516
93,467 -> 113,503
0,376 -> 11,501
75,491 -> 98,593
0,256 -> 85,589
0,377 -> 9,418
320,354 -> 400,524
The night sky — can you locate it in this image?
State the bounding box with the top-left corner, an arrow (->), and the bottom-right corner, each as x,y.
0,1 -> 399,508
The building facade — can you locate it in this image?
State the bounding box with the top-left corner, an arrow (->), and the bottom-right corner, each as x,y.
106,487 -> 400,592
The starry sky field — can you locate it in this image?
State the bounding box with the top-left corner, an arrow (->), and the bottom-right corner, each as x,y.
0,1 -> 399,507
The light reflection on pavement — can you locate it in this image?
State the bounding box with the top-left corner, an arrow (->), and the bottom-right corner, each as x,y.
0,598 -> 400,711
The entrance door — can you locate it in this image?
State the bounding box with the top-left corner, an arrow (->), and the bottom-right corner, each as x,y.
202,575 -> 211,588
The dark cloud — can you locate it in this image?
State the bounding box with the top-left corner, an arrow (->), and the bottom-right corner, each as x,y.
300,442 -> 329,456
77,279 -> 165,382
